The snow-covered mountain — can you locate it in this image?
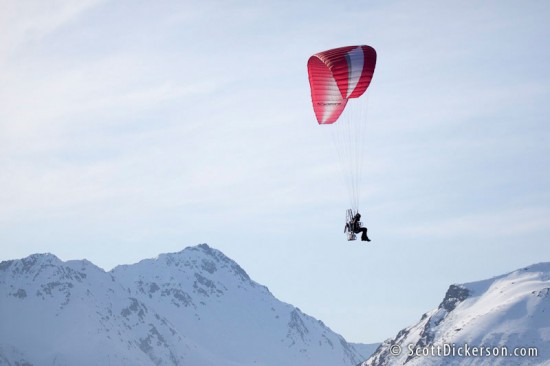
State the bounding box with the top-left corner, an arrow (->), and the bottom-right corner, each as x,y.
0,244 -> 369,366
364,263 -> 550,366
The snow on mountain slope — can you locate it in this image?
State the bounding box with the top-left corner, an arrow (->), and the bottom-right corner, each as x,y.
0,244 -> 367,366
364,263 -> 550,366
0,253 -> 199,365
111,244 -> 364,365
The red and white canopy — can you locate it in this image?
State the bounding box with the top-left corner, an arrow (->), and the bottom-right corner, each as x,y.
307,45 -> 377,124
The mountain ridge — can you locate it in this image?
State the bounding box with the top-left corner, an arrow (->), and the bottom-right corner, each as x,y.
0,243 -> 370,366
363,263 -> 550,366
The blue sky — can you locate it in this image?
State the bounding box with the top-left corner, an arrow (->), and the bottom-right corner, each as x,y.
1,0 -> 550,343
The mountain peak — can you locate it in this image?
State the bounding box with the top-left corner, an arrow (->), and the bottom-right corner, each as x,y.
194,242 -> 216,254
133,243 -> 252,284
0,253 -> 62,274
165,243 -> 227,264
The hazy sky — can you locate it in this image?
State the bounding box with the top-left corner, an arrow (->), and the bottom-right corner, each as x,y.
1,0 -> 550,343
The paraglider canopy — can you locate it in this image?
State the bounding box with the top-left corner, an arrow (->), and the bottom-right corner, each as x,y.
307,45 -> 377,124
